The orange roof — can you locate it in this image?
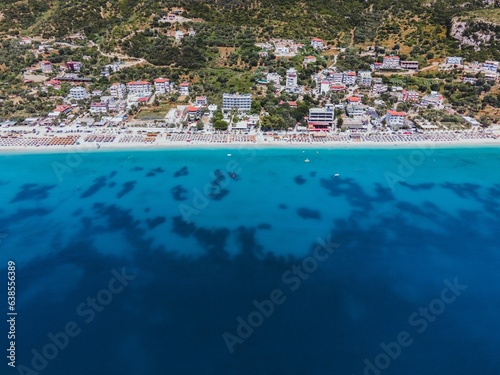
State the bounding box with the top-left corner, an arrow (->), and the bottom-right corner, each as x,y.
187,106 -> 199,112
347,96 -> 361,102
311,38 -> 323,42
387,110 -> 406,116
127,81 -> 150,85
346,72 -> 356,76
154,78 -> 169,83
180,82 -> 190,87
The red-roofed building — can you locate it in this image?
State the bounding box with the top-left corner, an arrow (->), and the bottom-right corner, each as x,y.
54,105 -> 71,114
347,96 -> 361,104
40,60 -> 53,73
386,110 -> 406,128
382,56 -> 400,70
126,81 -> 152,95
304,55 -> 317,64
343,71 -> 357,85
154,78 -> 172,95
46,79 -> 61,90
179,82 -> 190,96
195,96 -> 208,107
311,38 -> 325,50
330,84 -> 346,92
186,105 -> 201,120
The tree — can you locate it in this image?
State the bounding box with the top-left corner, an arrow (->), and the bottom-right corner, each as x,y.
196,120 -> 204,131
213,120 -> 228,130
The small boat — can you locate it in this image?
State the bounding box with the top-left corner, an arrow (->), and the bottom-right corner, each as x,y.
334,173 -> 340,177
227,153 -> 232,156
304,158 -> 310,163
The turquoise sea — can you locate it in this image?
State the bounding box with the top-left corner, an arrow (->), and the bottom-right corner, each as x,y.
1,146 -> 499,375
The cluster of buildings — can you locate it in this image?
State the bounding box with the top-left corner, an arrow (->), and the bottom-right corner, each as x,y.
443,57 -> 499,81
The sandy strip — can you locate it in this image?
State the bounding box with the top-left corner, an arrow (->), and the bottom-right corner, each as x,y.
0,139 -> 499,155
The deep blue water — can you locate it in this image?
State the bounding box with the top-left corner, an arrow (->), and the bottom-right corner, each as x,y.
1,146 -> 500,375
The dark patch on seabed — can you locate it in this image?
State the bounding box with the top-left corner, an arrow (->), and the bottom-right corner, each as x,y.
398,181 -> 435,191
116,181 -> 136,198
174,166 -> 189,177
146,216 -> 166,229
80,176 -> 107,198
171,185 -> 188,201
278,203 -> 288,209
297,207 -> 321,220
11,183 -> 56,203
294,175 -> 307,185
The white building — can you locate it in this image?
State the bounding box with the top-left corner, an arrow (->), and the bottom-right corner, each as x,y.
179,82 -> 190,96
109,83 -> 127,99
402,89 -> 420,102
421,91 -> 444,108
386,110 -> 406,128
311,38 -> 325,50
357,71 -> 372,87
320,81 -> 330,94
286,68 -> 298,88
266,72 -> 282,85
195,96 -> 208,106
69,86 -> 89,100
343,71 -> 356,86
332,72 -> 344,83
382,56 -> 400,70
222,93 -> 252,113
126,81 -> 152,96
154,78 -> 172,95
445,56 -> 463,65
40,60 -> 53,73
307,104 -> 334,130
482,61 -> 499,73
400,61 -> 419,70
90,102 -> 108,114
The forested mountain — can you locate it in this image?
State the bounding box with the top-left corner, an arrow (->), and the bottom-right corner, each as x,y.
0,0 -> 498,62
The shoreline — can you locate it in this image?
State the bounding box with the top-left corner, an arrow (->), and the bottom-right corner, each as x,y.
0,139 -> 499,155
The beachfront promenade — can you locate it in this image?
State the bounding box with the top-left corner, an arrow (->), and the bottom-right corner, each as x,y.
0,127 -> 498,150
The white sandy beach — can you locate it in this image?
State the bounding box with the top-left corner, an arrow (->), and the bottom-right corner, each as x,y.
0,137 -> 498,155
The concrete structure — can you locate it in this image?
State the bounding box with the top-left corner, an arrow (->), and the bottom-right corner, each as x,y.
304,56 -> 317,64
357,71 -> 372,87
110,83 -> 127,99
421,91 -> 444,108
307,104 -> 334,130
126,81 -> 152,96
90,102 -> 109,114
343,71 -> 356,86
382,56 -> 400,70
266,72 -> 282,85
40,61 -> 53,73
154,78 -> 172,95
386,110 -> 406,129
446,56 -> 463,65
186,106 -> 202,120
179,82 -> 190,96
400,61 -> 419,70
402,90 -> 420,102
346,104 -> 368,117
286,68 -> 298,89
311,38 -> 325,50
195,96 -> 208,107
66,61 -> 82,72
69,86 -> 88,100
222,93 -> 252,113
482,61 -> 499,73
